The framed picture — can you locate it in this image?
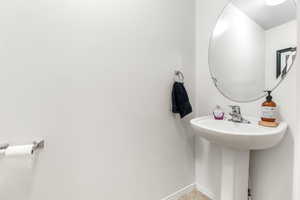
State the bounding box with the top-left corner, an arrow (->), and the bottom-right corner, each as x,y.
276,47 -> 297,79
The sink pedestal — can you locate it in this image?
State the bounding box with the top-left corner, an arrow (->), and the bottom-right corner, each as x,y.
190,116 -> 288,200
221,148 -> 249,200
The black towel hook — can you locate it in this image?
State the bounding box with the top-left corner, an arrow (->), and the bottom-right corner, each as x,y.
174,70 -> 184,83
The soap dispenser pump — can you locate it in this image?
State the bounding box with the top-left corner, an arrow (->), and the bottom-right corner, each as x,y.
261,90 -> 277,123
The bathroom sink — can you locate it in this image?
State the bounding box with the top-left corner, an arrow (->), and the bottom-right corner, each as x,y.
190,116 -> 288,150
191,116 -> 288,200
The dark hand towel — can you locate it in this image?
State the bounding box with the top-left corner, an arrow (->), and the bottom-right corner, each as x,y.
172,82 -> 192,118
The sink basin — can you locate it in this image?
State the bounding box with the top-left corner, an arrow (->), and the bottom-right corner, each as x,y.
190,116 -> 288,150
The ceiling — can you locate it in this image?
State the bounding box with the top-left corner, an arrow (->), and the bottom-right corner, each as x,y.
232,0 -> 296,30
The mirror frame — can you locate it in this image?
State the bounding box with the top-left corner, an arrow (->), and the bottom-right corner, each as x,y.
208,0 -> 297,103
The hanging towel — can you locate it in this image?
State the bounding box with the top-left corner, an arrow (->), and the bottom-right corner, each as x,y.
172,82 -> 192,118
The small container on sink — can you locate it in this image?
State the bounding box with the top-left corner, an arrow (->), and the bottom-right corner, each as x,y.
213,105 -> 224,120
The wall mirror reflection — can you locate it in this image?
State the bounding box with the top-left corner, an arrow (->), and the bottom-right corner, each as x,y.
209,0 -> 297,102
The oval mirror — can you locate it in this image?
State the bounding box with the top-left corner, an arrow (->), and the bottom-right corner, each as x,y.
209,0 -> 297,102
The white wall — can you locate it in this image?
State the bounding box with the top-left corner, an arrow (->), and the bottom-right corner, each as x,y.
265,20 -> 297,89
196,0 -> 296,199
294,3 -> 300,199
0,0 -> 196,200
210,4 -> 266,101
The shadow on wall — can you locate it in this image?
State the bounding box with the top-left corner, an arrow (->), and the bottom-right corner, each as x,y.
195,137 -> 222,200
250,130 -> 294,200
0,153 -> 41,200
173,113 -> 196,174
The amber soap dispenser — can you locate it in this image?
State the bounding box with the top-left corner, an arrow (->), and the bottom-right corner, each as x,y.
260,91 -> 278,127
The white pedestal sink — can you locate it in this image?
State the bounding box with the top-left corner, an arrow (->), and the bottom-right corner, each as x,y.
190,116 -> 288,200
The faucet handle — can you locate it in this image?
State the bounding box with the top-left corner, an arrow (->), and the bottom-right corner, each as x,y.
228,105 -> 241,114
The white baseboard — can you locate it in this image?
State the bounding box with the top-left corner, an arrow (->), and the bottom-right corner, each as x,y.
196,184 -> 216,200
160,183 -> 216,200
161,183 -> 196,200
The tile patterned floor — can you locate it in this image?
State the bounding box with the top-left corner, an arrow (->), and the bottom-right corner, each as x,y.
177,189 -> 211,200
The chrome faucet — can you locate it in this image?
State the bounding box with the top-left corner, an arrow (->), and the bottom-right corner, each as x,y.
228,105 -> 250,123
